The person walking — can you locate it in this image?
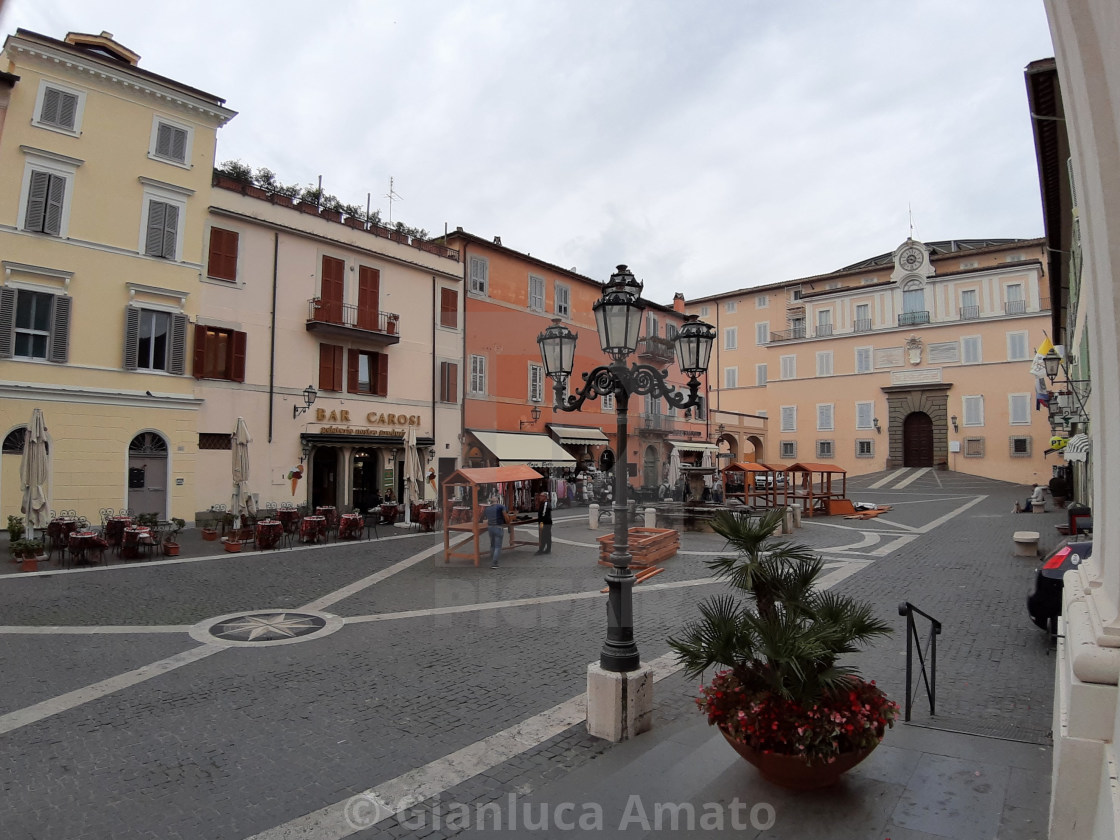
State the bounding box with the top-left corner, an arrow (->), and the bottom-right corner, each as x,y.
535,492 -> 552,555
480,493 -> 511,568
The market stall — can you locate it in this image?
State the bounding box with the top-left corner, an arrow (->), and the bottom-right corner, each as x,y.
721,462 -> 786,508
442,465 -> 546,565
786,462 -> 847,517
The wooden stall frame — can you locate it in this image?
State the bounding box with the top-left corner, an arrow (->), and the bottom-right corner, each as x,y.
441,465 -> 545,565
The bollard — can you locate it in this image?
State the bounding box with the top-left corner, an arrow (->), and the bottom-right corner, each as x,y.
783,507 -> 794,534
589,503 -> 600,530
790,505 -> 802,528
643,506 -> 656,528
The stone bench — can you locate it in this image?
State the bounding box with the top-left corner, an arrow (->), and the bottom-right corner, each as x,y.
1013,530 -> 1041,557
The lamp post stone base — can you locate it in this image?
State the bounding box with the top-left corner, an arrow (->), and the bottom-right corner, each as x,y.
586,661 -> 654,742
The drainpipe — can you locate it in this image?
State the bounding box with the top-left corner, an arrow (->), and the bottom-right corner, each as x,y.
459,238 -> 469,468
268,231 -> 279,442
431,272 -> 437,484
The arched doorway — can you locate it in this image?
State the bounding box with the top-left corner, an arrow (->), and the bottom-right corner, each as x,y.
642,445 -> 660,488
128,431 -> 168,516
745,435 -> 763,463
903,412 -> 934,467
311,447 -> 338,509
351,449 -> 379,512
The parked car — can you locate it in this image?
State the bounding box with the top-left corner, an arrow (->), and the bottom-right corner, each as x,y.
1027,538 -> 1092,635
754,473 -> 786,490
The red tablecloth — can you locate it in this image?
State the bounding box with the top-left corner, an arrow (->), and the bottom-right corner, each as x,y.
417,509 -> 438,532
380,504 -> 399,524
255,519 -> 283,550
338,513 -> 363,540
300,515 -> 326,543
121,527 -> 153,559
67,531 -> 108,564
315,506 -> 338,527
276,509 -> 299,531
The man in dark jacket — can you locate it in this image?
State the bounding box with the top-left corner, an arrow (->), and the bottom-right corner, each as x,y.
535,492 -> 552,555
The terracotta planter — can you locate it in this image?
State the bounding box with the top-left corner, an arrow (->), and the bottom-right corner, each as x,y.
20,555 -> 40,573
201,528 -> 218,541
343,216 -> 366,230
721,731 -> 878,790
163,542 -> 180,557
270,193 -> 296,208
223,539 -> 242,553
320,208 -> 343,223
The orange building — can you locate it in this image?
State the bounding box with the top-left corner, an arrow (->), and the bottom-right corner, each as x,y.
443,229 -> 709,502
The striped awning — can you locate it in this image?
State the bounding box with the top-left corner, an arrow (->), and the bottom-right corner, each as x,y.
1063,433 -> 1090,463
549,425 -> 609,446
667,440 -> 719,454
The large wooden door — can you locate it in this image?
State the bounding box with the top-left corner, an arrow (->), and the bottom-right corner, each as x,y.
903,412 -> 934,467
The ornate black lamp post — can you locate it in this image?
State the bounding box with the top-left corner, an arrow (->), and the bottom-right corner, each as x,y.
537,265 -> 715,672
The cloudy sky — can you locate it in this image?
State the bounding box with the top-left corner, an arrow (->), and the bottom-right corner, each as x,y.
2,1 -> 1056,302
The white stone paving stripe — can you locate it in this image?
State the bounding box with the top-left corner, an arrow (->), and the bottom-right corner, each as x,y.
0,644 -> 222,737
894,467 -> 931,489
249,561 -> 869,840
300,541 -> 447,612
868,468 -> 910,489
0,624 -> 189,635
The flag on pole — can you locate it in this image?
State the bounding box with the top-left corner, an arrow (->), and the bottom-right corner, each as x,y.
1036,376 -> 1051,411
1029,336 -> 1055,378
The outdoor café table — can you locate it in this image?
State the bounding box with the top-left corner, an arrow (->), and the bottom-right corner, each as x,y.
300,515 -> 326,544
121,526 -> 154,560
276,508 -> 299,533
103,516 -> 132,549
417,508 -> 438,532
451,506 -> 471,524
67,531 -> 107,566
380,503 -> 400,524
338,512 -> 363,540
255,519 -> 283,550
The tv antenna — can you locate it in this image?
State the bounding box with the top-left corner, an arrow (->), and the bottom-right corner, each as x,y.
386,177 -> 403,225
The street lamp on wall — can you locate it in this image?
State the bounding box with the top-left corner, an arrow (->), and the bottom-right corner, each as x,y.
519,405 -> 542,429
293,384 -> 318,419
950,416 -> 958,433
873,417 -> 881,434
537,264 -> 715,674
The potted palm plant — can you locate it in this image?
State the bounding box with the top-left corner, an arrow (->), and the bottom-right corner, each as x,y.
668,508 -> 898,790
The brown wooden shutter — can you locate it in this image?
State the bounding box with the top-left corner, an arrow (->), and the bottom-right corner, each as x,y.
169,312 -> 188,374
49,295 -> 71,363
440,288 -> 457,328
0,287 -> 15,359
123,307 -> 140,370
193,323 -> 208,378
207,228 -> 239,281
231,330 -> 247,382
440,361 -> 458,403
319,344 -> 343,391
376,352 -> 389,397
321,256 -> 345,323
357,266 -> 380,330
347,348 -> 359,392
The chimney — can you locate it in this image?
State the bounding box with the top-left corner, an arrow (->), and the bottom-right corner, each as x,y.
493,236 -> 502,246
673,292 -> 686,313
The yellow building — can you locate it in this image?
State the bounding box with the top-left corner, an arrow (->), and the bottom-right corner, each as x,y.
687,238 -> 1054,485
196,180 -> 463,515
0,29 -> 234,521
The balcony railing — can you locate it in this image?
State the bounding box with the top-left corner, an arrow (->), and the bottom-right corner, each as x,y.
637,336 -> 676,363
637,412 -> 680,434
898,311 -> 930,327
853,318 -> 873,333
306,298 -> 401,344
814,324 -> 834,338
1004,300 -> 1027,315
959,305 -> 980,320
769,327 -> 807,342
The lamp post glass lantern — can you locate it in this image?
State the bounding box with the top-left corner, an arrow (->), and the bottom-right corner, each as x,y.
537,267 -> 714,673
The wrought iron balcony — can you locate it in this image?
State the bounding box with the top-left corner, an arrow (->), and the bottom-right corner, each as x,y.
636,412 -> 680,434
898,311 -> 930,327
959,305 -> 980,320
769,327 -> 807,342
636,336 -> 676,364
814,324 -> 834,338
853,318 -> 873,333
305,298 -> 401,344
1004,300 -> 1027,315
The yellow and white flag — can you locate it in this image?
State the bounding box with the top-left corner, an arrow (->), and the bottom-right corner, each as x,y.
1029,336 -> 1055,378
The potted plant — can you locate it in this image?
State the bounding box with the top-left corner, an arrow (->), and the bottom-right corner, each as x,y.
298,186 -> 323,215
8,514 -> 25,542
163,518 -> 185,556
668,508 -> 898,790
1048,476 -> 1070,508
319,194 -> 344,223
11,538 -> 44,572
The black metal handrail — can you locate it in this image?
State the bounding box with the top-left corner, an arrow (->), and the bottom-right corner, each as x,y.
307,299 -> 399,335
898,601 -> 941,721
898,311 -> 931,327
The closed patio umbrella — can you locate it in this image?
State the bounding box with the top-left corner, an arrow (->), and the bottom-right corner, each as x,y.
667,446 -> 681,492
403,426 -> 423,524
19,408 -> 50,539
231,417 -> 253,528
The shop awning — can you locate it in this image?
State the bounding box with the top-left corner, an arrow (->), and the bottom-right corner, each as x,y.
667,440 -> 719,454
444,465 -> 544,486
469,430 -> 576,467
549,425 -> 609,446
1063,433 -> 1090,463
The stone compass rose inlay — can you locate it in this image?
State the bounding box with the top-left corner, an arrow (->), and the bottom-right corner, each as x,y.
190,609 -> 343,648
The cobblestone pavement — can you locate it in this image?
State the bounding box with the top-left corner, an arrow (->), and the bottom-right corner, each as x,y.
0,471 -> 1059,838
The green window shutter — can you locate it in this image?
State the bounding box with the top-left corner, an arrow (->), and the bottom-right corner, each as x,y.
123,306 -> 139,370
144,202 -> 166,256
48,295 -> 71,363
44,174 -> 65,235
25,171 -> 49,232
0,287 -> 15,360
169,313 -> 188,375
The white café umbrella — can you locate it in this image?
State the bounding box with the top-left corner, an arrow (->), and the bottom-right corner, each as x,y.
702,446 -> 714,487
403,426 -> 423,524
231,417 -> 253,527
667,446 -> 681,491
20,408 -> 50,539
